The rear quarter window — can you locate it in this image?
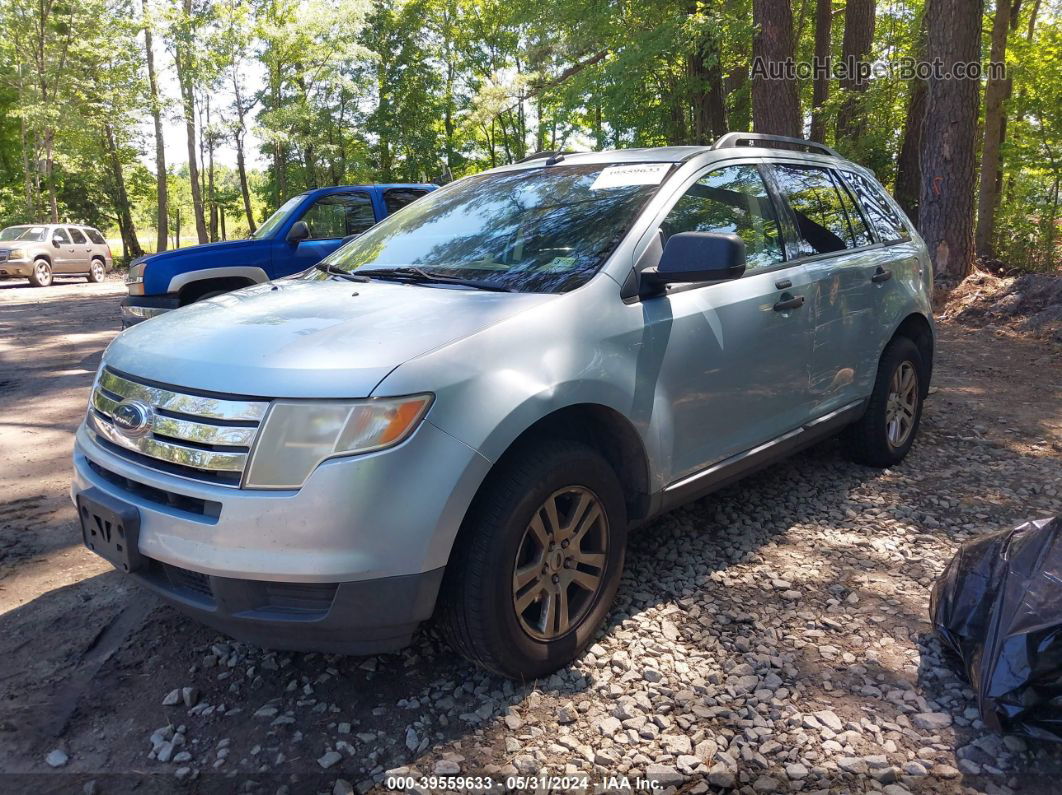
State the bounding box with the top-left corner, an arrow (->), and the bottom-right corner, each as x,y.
85,228 -> 106,244
841,171 -> 911,243
68,227 -> 87,244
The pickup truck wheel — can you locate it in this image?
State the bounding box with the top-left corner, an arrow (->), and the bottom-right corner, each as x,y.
29,259 -> 53,287
844,336 -> 924,467
87,258 -> 106,283
438,440 -> 626,679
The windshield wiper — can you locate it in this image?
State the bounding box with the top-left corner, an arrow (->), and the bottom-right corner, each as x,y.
315,262 -> 370,282
362,266 -> 515,293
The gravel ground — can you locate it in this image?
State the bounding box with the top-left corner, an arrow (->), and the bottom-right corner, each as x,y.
1,278 -> 1061,794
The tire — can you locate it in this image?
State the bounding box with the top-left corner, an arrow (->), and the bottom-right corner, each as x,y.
28,258 -> 53,287
438,440 -> 627,679
844,336 -> 924,467
87,258 -> 106,283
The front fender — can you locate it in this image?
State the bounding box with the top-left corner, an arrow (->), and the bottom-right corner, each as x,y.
166,266 -> 270,294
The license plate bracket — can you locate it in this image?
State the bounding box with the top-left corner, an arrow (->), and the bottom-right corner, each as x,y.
78,487 -> 143,573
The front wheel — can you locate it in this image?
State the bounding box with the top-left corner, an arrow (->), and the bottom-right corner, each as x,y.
29,259 -> 53,287
438,440 -> 627,679
87,258 -> 106,283
844,336 -> 924,467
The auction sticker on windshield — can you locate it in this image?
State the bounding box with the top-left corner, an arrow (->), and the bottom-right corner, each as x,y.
590,163 -> 670,190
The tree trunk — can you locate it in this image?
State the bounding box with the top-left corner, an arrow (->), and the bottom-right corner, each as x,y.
836,0 -> 876,142
175,0 -> 207,244
235,133 -> 256,234
103,123 -> 144,260
688,1 -> 728,143
751,0 -> 800,136
142,0 -> 167,252
895,75 -> 927,225
809,0 -> 832,142
205,96 -> 218,242
918,0 -> 983,282
974,0 -> 1012,257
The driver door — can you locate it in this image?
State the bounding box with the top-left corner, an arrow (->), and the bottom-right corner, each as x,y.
50,227 -> 74,272
283,191 -> 376,277
640,163 -> 816,483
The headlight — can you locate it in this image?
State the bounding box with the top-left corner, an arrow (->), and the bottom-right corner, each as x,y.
8,248 -> 25,260
244,394 -> 433,488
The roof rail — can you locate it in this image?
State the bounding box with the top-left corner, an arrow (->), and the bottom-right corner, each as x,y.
515,150 -> 575,164
710,132 -> 841,159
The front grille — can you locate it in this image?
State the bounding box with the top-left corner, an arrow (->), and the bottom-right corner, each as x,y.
165,564 -> 213,598
87,367 -> 268,487
0,250 -> 8,263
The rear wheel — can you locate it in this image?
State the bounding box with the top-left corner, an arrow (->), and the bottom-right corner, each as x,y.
844,336 -> 924,467
438,440 -> 627,679
29,259 -> 53,287
87,258 -> 106,283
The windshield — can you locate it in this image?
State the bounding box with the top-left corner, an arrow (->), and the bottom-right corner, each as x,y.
0,225 -> 47,242
310,163 -> 670,293
252,195 -> 303,239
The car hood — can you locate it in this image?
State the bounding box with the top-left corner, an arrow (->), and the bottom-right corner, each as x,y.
132,238 -> 259,266
104,279 -> 553,398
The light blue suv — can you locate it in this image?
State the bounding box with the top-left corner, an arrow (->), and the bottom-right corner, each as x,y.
72,134 -> 933,678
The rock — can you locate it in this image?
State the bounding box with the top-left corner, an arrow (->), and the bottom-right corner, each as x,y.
181,687 -> 199,708
708,756 -> 738,788
333,780 -> 355,795
556,705 -> 577,724
161,689 -> 181,707
318,751 -> 342,769
933,764 -> 961,779
646,764 -> 683,785
814,710 -> 844,732
753,775 -> 780,792
903,761 -> 928,776
912,712 -> 952,731
595,716 -> 622,736
175,767 -> 192,781
661,734 -> 693,756
837,757 -> 869,775
45,750 -> 68,768
156,742 -> 174,763
405,727 -> 419,752
786,762 -> 809,779
958,758 -> 981,775
254,705 -> 279,719
643,668 -> 663,683
434,759 -> 461,776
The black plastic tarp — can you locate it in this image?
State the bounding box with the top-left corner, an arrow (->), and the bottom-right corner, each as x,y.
930,516 -> 1062,741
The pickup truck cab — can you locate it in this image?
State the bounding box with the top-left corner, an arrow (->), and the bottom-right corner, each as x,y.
121,184 -> 435,324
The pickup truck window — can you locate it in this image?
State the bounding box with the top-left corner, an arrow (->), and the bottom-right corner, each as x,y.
252,194 -> 303,239
302,192 -> 375,239
383,188 -> 428,214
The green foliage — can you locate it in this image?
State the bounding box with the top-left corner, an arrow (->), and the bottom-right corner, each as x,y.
0,0 -> 1055,272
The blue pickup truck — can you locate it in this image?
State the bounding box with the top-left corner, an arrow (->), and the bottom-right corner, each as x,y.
121,183 -> 436,325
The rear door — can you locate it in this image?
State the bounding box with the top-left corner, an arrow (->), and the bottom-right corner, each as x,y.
283,191 -> 376,276
50,227 -> 74,272
66,227 -> 92,271
766,162 -> 882,417
640,161 -> 816,478
380,187 -> 429,219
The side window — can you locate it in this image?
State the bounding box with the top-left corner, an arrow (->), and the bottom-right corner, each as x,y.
85,228 -> 106,244
841,171 -> 911,243
300,193 -> 375,239
52,227 -> 71,244
68,227 -> 87,244
771,164 -> 855,256
659,164 -> 784,271
831,172 -> 873,247
383,188 -> 428,215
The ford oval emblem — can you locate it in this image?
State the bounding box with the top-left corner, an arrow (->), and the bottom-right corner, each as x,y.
112,399 -> 154,437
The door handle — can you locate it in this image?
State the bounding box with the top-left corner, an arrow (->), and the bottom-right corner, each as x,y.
773,295 -> 805,312
871,268 -> 893,283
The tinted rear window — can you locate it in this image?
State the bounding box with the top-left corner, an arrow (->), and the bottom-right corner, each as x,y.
68,227 -> 87,244
771,164 -> 856,256
85,228 -> 106,244
383,188 -> 428,215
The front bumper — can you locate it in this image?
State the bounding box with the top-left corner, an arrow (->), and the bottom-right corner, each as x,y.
0,260 -> 30,277
71,419 -> 491,652
120,294 -> 180,326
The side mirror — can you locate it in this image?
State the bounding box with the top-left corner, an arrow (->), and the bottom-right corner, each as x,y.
641,232 -> 746,291
286,220 -> 310,243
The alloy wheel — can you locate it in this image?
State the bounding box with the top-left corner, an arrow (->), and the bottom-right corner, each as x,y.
35,261 -> 52,286
512,486 -> 609,640
885,361 -> 918,448
91,261 -> 104,281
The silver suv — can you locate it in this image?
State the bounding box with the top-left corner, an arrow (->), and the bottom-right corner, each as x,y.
72,135 -> 934,678
0,223 -> 112,286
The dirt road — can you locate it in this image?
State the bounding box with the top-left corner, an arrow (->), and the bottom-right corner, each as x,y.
1,277 -> 1060,794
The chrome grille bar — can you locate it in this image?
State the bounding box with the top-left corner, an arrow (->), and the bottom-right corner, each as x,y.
98,369 -> 267,422
89,368 -> 269,485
